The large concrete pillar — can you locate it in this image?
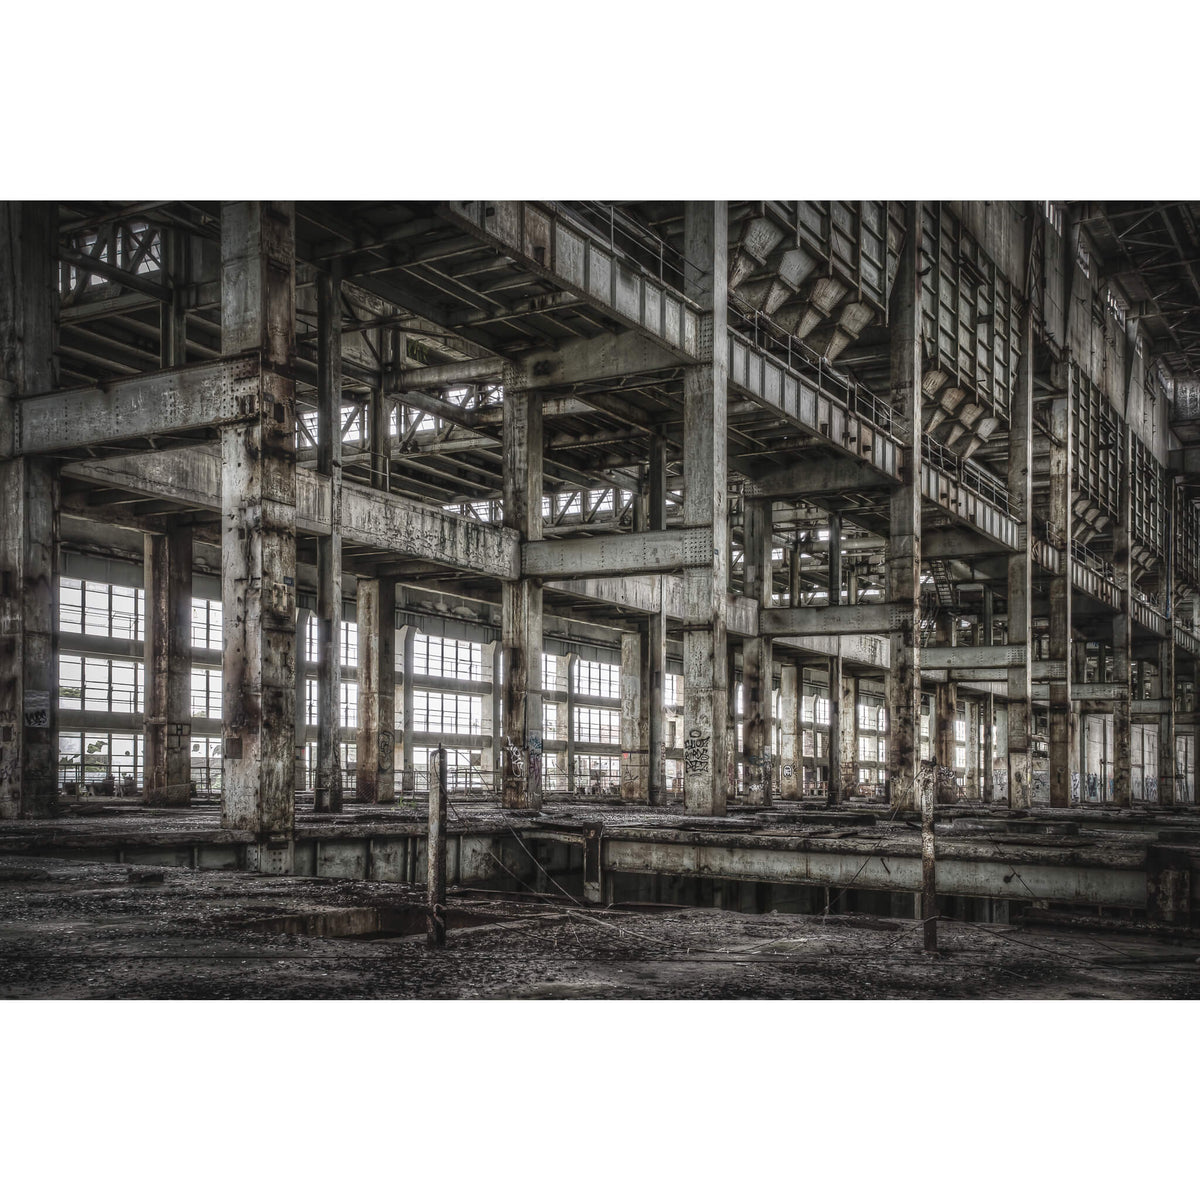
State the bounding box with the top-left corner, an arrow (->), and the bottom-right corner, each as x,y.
1048,367 -> 1074,807
488,640 -> 503,792
1159,484 -> 1177,806
982,587 -> 996,804
965,698 -> 982,801
1113,423 -> 1133,806
885,202 -> 923,813
780,664 -> 801,799
356,578 -> 396,804
646,437 -> 668,805
315,267 -> 343,813
565,651 -> 578,792
934,612 -> 958,805
143,527 -> 192,806
646,608 -> 666,805
0,202 -> 59,819
742,497 -> 773,804
1007,296 -> 1035,808
400,624 -> 416,792
294,608 -> 311,796
620,632 -> 644,801
681,201 -> 729,815
219,201 -> 298,866
501,368 -> 543,809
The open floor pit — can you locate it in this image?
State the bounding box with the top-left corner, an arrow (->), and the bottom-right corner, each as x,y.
2,850 -> 1200,999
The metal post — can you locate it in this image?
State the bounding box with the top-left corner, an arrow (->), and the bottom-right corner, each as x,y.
426,745 -> 448,948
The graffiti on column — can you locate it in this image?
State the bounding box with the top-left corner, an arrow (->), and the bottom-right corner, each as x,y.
992,769 -> 1009,802
683,727 -> 710,776
1145,775 -> 1158,802
1085,772 -> 1100,801
527,734 -> 543,781
1070,771 -> 1080,801
378,729 -> 394,772
505,737 -> 526,779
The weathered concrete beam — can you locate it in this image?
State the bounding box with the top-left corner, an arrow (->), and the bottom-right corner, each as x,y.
396,356 -> 505,389
62,448 -> 520,578
13,354 -> 261,457
922,645 -> 1026,671
522,527 -> 712,580
761,602 -> 903,638
743,456 -> 892,499
516,329 -> 686,389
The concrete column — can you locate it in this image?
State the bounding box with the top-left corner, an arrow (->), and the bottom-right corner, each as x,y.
982,587 -> 996,804
828,510 -> 843,605
646,434 -> 668,806
400,624 -> 416,792
779,664 -> 800,799
726,641 -> 739,804
1159,484 -> 1177,806
488,641 -> 503,792
646,608 -> 667,805
742,497 -> 773,804
1006,295 -> 1035,808
219,202 -> 298,862
0,202 -> 59,819
565,651 -> 578,791
681,201 -> 729,815
934,612 -> 958,805
356,578 -> 396,804
965,698 -> 981,801
294,609 -> 311,795
143,527 -> 192,806
620,632 -> 644,801
160,225 -> 188,369
885,202 -> 923,813
839,667 -> 856,801
370,386 -> 390,492
1048,369 -> 1074,807
501,368 -> 543,809
1113,423 -> 1133,806
1158,637 -> 1176,807
315,267 -> 343,813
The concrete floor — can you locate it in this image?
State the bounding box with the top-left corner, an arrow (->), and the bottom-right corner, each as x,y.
3,852 -> 1199,999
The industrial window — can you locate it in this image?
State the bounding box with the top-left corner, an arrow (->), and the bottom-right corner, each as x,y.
413,634 -> 483,681
304,618 -> 358,666
664,674 -> 680,707
341,622 -> 358,668
543,702 -> 560,740
191,598 -> 223,649
340,682 -> 357,727
190,667 -> 222,719
576,705 -> 619,744
574,658 -> 619,699
803,696 -> 830,726
59,578 -> 144,640
954,719 -> 966,743
59,654 -> 143,713
575,754 -> 620,791
858,736 -> 877,762
301,679 -> 358,727
57,731 -> 144,791
412,689 -> 482,735
542,653 -> 560,691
